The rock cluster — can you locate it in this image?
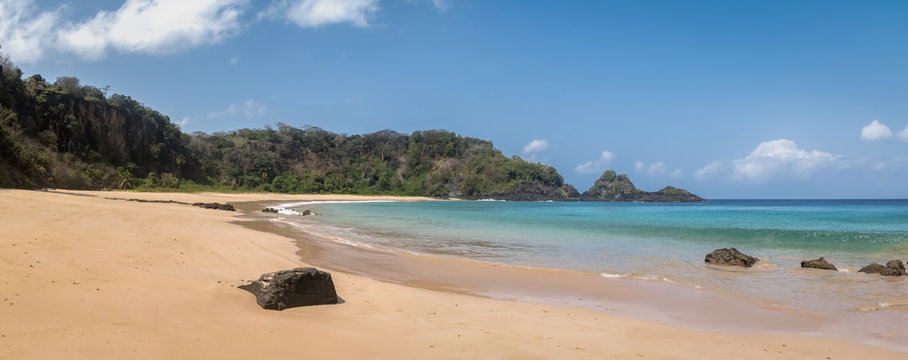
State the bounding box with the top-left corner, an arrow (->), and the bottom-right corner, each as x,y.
859,260 -> 907,276
239,267 -> 339,310
262,207 -> 279,213
801,257 -> 837,271
705,248 -> 759,267
191,202 -> 236,211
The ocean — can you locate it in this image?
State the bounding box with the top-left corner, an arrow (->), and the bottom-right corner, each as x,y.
270,199 -> 908,348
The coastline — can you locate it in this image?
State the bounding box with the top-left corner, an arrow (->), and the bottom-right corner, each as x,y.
0,189 -> 902,359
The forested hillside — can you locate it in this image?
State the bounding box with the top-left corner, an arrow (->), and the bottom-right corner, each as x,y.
0,54 -> 579,199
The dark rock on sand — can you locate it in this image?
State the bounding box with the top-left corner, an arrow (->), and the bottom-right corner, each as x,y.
302,209 -> 313,216
859,263 -> 885,274
801,257 -> 837,271
705,248 -> 759,267
239,267 -> 339,310
262,207 -> 279,213
192,202 -> 236,211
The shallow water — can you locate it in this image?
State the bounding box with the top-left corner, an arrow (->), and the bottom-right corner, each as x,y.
274,199 -> 908,348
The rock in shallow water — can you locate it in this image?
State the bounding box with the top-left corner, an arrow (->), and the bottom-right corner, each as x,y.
705,248 -> 759,267
859,260 -> 906,276
801,257 -> 837,271
239,267 -> 339,310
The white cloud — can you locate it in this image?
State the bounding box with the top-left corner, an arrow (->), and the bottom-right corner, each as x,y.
731,139 -> 837,182
0,0 -> 61,63
58,0 -> 247,60
574,151 -> 614,174
634,161 -> 644,172
669,168 -> 683,178
228,56 -> 239,65
432,0 -> 451,11
262,0 -> 379,28
647,161 -> 666,176
860,120 -> 893,142
898,124 -> 908,142
522,139 -> 549,155
208,99 -> 267,119
695,160 -> 723,179
0,0 -> 248,63
176,116 -> 190,129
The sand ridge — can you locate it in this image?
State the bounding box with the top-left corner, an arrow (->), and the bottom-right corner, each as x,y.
0,189 -> 901,359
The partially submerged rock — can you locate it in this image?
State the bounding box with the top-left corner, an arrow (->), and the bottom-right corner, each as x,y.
859,260 -> 906,276
262,207 -> 279,213
801,257 -> 837,271
239,267 -> 339,310
881,260 -> 906,276
705,248 -> 759,267
859,263 -> 885,274
192,202 -> 236,211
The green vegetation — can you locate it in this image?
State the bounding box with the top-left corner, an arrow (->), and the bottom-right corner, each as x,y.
0,50 -> 575,199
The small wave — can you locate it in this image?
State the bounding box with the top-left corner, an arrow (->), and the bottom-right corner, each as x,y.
477,198 -> 506,202
600,272 -> 628,279
271,200 -> 397,215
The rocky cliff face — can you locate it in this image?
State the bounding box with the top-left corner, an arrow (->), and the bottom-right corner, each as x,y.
582,170 -> 703,202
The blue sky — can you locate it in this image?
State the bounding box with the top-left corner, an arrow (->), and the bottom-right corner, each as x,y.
2,0 -> 908,198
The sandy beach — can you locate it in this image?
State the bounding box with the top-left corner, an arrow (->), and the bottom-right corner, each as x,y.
0,189 -> 902,359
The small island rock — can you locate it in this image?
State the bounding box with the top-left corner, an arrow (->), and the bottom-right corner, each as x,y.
705,248 -> 759,267
801,257 -> 837,271
239,267 -> 339,310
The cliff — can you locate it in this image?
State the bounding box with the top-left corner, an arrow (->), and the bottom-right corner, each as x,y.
582,170 -> 703,202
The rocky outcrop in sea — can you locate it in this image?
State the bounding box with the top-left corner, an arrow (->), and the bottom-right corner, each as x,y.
581,170 -> 703,202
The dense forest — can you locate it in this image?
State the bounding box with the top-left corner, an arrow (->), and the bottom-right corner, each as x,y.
0,52 -> 580,199
0,50 -> 700,201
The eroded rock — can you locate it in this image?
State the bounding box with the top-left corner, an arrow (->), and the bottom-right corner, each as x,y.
239,267 -> 339,310
801,257 -> 837,271
705,248 -> 759,267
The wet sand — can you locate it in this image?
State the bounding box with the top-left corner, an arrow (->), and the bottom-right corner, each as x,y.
0,189 -> 903,359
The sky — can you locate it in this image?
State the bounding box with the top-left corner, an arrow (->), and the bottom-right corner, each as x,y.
2,0 -> 908,198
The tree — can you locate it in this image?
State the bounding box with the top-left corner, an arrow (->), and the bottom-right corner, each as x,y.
54,76 -> 82,95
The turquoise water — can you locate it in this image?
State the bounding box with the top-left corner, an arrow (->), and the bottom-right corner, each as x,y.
282,199 -> 908,330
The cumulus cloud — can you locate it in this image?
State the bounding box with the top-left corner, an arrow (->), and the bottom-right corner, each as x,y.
228,56 -> 240,65
208,99 -> 267,119
635,160 -> 682,178
574,151 -> 614,174
0,0 -> 61,63
695,160 -> 723,179
860,120 -> 893,142
522,139 -> 549,155
731,139 -> 837,182
0,0 -> 247,62
58,0 -> 247,60
899,125 -> 908,142
262,0 -> 379,28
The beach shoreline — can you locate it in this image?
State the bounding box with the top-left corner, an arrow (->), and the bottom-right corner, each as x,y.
0,189 -> 903,359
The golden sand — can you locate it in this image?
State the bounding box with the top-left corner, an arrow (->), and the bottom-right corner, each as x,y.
0,189 -> 901,359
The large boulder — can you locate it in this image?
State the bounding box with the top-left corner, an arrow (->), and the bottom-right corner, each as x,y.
705,248 -> 759,267
239,267 -> 339,310
801,257 -> 837,271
